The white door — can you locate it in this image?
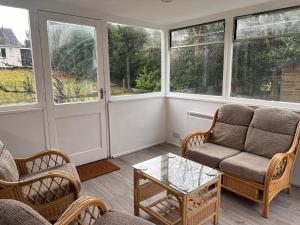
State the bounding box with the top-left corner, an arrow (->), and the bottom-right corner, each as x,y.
39,11 -> 108,165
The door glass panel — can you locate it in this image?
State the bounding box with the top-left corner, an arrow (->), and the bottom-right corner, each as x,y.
47,21 -> 99,104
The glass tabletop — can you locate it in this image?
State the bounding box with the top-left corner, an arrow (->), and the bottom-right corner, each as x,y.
133,153 -> 222,195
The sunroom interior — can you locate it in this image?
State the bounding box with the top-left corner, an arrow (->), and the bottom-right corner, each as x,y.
0,0 -> 299,225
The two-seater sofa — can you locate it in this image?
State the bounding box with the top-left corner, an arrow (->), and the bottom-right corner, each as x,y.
181,104 -> 300,218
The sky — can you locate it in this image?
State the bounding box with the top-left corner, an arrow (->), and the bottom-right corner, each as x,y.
0,5 -> 30,44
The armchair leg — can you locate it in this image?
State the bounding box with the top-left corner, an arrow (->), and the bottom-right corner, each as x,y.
287,186 -> 291,195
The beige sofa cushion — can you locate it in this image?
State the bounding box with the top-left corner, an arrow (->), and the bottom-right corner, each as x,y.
186,143 -> 240,168
95,211 -> 155,225
220,152 -> 270,184
245,107 -> 299,158
0,141 -> 19,182
0,199 -> 50,225
210,104 -> 254,150
19,163 -> 81,204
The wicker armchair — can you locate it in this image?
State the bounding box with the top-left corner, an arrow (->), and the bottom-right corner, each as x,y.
0,196 -> 155,225
0,141 -> 81,221
181,104 -> 300,218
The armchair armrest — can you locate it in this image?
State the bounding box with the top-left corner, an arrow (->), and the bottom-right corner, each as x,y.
17,170 -> 80,204
55,196 -> 107,225
14,149 -> 71,175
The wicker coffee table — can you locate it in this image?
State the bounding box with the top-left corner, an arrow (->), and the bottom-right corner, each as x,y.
133,153 -> 222,225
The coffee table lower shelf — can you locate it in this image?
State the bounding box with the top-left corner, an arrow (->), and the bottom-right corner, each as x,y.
134,169 -> 221,225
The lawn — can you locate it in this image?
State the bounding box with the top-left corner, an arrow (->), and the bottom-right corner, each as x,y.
0,69 -> 36,106
0,69 -> 99,106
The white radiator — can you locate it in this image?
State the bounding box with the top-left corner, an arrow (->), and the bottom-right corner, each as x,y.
184,111 -> 213,134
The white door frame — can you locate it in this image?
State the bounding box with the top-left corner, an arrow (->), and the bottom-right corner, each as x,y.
38,10 -> 109,165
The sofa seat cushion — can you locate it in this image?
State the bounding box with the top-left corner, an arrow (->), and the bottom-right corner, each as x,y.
0,141 -> 19,182
185,143 -> 241,168
0,199 -> 50,225
19,163 -> 81,204
245,107 -> 299,158
220,152 -> 270,184
94,211 -> 155,225
210,104 -> 254,150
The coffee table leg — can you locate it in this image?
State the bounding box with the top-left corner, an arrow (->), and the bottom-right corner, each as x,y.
214,178 -> 221,225
133,169 -> 139,216
181,195 -> 188,225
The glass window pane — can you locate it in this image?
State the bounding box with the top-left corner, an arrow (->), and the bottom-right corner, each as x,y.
108,23 -> 161,96
170,44 -> 224,95
0,5 -> 36,106
231,34 -> 300,103
171,21 -> 225,47
170,20 -> 224,95
236,7 -> 300,40
47,21 -> 99,104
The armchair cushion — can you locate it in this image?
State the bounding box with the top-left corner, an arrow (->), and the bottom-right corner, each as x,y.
0,199 -> 50,225
210,104 -> 254,150
219,152 -> 270,184
0,141 -> 19,182
245,107 -> 300,158
94,210 -> 155,225
185,143 -> 240,168
19,163 -> 81,204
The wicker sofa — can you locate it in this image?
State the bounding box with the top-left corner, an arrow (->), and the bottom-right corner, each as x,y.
0,196 -> 154,225
181,104 -> 300,218
0,141 -> 81,221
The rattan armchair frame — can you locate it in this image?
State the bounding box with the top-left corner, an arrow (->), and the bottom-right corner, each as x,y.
55,196 -> 107,225
0,149 -> 80,221
181,109 -> 300,218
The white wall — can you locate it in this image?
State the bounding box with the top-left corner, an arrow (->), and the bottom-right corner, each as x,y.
0,109 -> 47,157
109,97 -> 166,157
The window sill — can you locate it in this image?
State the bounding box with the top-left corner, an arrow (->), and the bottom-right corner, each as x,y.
167,92 -> 300,113
0,104 -> 43,115
108,92 -> 164,103
166,92 -> 227,104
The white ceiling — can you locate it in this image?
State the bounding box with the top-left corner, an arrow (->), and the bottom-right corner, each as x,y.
52,0 -> 278,25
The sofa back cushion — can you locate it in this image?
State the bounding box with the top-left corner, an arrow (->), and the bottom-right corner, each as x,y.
210,104 -> 254,150
245,107 -> 299,158
0,141 -> 19,182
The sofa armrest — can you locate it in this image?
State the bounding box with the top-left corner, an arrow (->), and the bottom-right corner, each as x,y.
265,122 -> 300,185
15,149 -> 71,175
181,131 -> 211,155
55,196 -> 107,225
181,110 -> 218,156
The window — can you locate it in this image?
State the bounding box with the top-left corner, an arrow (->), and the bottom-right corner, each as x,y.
170,20 -> 225,95
232,6 -> 300,103
0,5 -> 36,106
0,48 -> 6,58
108,23 -> 161,96
47,21 -> 99,104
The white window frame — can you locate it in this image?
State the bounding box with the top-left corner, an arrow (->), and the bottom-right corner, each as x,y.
0,4 -> 45,113
166,1 -> 300,112
105,21 -> 166,102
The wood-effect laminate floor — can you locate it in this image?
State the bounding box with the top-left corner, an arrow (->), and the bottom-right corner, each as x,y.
81,143 -> 300,225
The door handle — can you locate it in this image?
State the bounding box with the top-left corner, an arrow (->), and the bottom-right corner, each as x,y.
100,88 -> 104,99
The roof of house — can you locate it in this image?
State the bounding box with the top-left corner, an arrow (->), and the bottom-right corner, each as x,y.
0,27 -> 21,47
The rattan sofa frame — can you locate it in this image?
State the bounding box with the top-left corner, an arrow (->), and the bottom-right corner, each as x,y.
0,149 -> 80,221
181,110 -> 300,218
